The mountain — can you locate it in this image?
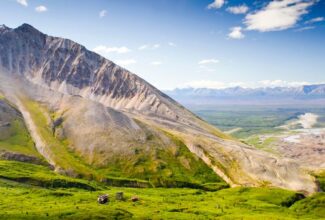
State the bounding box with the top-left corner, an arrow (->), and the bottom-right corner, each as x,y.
0,24 -> 318,194
165,85 -> 325,106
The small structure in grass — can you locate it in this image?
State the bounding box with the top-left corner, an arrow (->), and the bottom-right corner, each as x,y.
116,192 -> 124,201
98,194 -> 109,204
131,196 -> 139,202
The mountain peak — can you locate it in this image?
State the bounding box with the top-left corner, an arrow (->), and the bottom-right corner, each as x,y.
0,24 -> 11,33
14,23 -> 43,36
0,24 -> 9,29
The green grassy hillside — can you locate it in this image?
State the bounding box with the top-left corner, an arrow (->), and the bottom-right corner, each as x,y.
19,98 -> 227,189
0,99 -> 42,159
0,95 -> 229,190
0,160 -> 324,219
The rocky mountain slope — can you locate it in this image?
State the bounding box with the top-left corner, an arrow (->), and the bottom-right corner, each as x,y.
0,24 -> 318,194
165,85 -> 325,106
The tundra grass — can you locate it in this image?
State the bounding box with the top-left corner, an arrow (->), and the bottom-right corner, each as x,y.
0,98 -> 42,158
0,160 -> 100,190
21,99 -> 101,179
314,170 -> 325,191
94,129 -> 227,189
0,175 -> 324,220
0,118 -> 41,157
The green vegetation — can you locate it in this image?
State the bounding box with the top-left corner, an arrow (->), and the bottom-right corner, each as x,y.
0,160 -> 99,190
0,100 -> 43,158
244,136 -> 277,153
22,98 -> 99,179
19,98 -> 226,189
94,129 -> 227,189
314,171 -> 325,192
0,163 -> 324,220
194,106 -> 325,138
1,99 -> 324,219
0,118 -> 41,157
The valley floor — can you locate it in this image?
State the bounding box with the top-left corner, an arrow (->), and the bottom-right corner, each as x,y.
194,106 -> 325,171
0,160 -> 324,220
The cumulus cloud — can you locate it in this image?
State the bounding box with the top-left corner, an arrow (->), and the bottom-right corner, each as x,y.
115,59 -> 137,66
138,44 -> 160,50
207,0 -> 225,9
35,5 -> 47,12
93,46 -> 131,54
17,0 -> 28,6
198,59 -> 219,65
305,16 -> 324,24
99,10 -> 107,18
227,5 -> 249,14
228,26 -> 245,39
151,61 -> 162,65
244,0 -> 315,32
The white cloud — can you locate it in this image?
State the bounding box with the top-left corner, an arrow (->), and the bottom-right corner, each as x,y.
227,5 -> 249,14
153,44 -> 160,49
244,0 -> 315,32
177,80 -> 315,89
198,59 -> 219,65
93,46 -> 131,54
207,0 -> 225,9
258,80 -> 310,88
99,10 -> 107,18
138,44 -> 160,50
168,42 -> 176,47
180,81 -> 246,89
295,26 -> 315,31
305,16 -> 324,24
115,59 -> 137,66
198,66 -> 217,73
35,5 -> 47,12
138,45 -> 148,50
228,26 -> 245,39
17,0 -> 28,6
151,61 -> 162,65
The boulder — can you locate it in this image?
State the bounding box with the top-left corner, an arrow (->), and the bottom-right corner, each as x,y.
98,194 -> 109,204
131,196 -> 139,202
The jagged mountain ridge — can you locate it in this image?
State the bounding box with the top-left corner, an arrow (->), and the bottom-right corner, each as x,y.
0,24 -> 318,194
0,23 -> 189,122
167,85 -> 325,96
165,85 -> 325,106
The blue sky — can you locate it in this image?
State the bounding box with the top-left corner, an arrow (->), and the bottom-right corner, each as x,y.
0,0 -> 324,89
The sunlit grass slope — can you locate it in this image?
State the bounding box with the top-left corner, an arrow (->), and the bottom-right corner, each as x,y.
0,99 -> 42,158
20,98 -> 227,189
0,161 -> 324,220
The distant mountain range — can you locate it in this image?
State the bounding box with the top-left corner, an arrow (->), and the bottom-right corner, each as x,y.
165,84 -> 325,106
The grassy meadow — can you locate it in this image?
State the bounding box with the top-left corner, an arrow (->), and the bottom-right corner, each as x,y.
0,160 -> 324,219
